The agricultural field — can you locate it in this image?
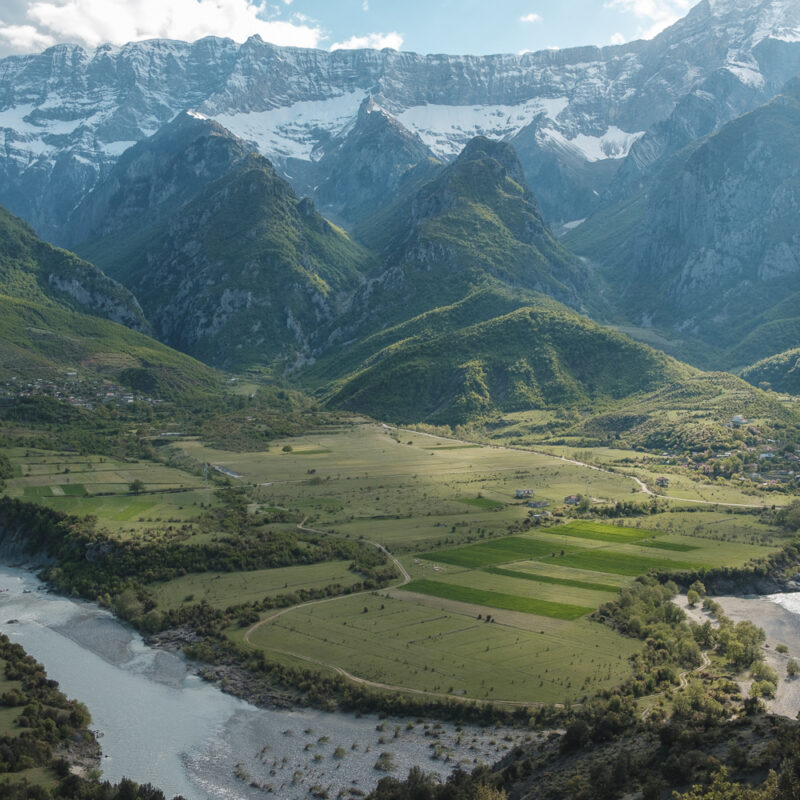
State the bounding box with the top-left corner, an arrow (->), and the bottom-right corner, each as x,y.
4,424 -> 792,706
179,424 -> 644,551
2,447 -> 211,538
149,560 -> 362,611
239,592 -> 639,704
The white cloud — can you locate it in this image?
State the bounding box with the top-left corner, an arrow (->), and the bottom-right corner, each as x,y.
362,0 -> 369,10
610,31 -> 626,44
0,0 -> 322,54
0,21 -> 55,50
520,13 -> 542,23
604,0 -> 692,39
329,31 -> 403,51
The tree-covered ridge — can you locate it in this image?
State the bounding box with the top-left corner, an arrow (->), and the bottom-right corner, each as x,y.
0,294 -> 220,401
0,208 -> 147,334
325,306 -> 691,425
342,137 -> 595,342
741,348 -> 800,395
73,117 -> 376,373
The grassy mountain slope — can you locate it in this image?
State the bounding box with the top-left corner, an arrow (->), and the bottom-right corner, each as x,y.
0,205 -> 219,398
77,134 -> 374,371
0,206 -> 148,333
741,348 -> 800,395
324,306 -> 691,426
0,294 -> 220,398
303,287 -> 565,389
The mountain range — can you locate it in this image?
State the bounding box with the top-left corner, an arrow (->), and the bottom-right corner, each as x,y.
0,0 -> 799,430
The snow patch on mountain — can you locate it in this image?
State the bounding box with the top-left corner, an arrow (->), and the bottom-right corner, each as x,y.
538,125 -> 645,162
396,98 -> 569,158
212,92 -> 366,161
726,64 -> 766,87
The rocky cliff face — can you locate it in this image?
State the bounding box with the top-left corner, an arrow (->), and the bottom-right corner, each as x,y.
0,206 -> 148,332
309,98 -> 436,228
572,78 -> 800,367
66,116 -> 374,371
1,0 -> 799,235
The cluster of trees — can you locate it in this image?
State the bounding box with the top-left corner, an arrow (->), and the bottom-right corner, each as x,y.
367,766 -> 505,800
0,494 -> 396,635
657,539 -> 800,596
0,635 -> 93,781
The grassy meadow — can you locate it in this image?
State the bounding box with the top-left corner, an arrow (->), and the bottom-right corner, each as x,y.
4,423 -> 794,706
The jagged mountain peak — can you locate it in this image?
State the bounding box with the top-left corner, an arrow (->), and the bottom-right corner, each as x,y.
311,95 -> 435,227
61,110 -> 256,247
455,137 -> 531,192
409,136 -> 542,230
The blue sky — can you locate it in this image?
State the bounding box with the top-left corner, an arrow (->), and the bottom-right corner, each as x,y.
278,0 -> 697,54
0,0 -> 698,58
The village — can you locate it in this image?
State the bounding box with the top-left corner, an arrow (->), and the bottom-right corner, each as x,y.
0,375 -> 162,410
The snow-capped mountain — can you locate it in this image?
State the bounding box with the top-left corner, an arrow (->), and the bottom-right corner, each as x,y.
1,0 -> 799,234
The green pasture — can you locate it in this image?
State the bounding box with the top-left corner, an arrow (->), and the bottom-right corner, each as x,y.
4,447 -> 211,537
482,566 -> 620,594
241,593 -> 640,703
551,521 -> 655,543
149,561 -> 361,611
619,511 -> 786,547
180,423 -> 645,507
331,511 -> 526,550
419,536 -> 585,568
550,549 -> 698,577
403,579 -> 595,620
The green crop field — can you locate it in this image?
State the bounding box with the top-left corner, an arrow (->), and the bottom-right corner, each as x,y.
403,579 -> 594,620
419,536 -> 584,568
482,566 -> 620,594
638,540 -> 699,552
551,521 -> 655,543
150,561 -> 362,611
4,448 -> 211,537
551,549 -> 699,576
240,593 -> 640,703
458,496 -> 505,510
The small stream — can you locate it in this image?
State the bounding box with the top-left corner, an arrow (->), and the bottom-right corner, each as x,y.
0,564 -> 525,799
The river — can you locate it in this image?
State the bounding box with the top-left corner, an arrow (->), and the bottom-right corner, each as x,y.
0,564 -> 524,799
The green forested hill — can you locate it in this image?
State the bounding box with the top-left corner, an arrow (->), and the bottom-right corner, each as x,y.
741,347 -> 800,395
324,306 -> 691,425
0,294 -> 220,399
0,206 -> 148,333
73,115 -> 375,372
345,137 -> 594,335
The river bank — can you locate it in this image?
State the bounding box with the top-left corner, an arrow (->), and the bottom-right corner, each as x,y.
677,592 -> 800,719
0,563 -> 533,800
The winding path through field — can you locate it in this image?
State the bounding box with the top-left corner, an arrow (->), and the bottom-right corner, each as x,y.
242,519 -> 548,706
243,518 -> 409,646
386,424 -> 778,510
241,423 -> 772,704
